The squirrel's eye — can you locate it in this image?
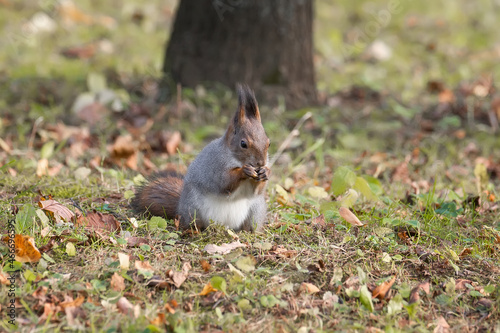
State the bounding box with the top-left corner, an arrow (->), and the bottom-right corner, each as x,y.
268,140 -> 271,147
240,140 -> 248,149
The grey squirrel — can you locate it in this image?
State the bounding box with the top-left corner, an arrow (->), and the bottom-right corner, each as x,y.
131,85 -> 270,231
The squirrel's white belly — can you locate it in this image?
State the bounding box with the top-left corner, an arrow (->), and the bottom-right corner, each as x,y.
200,181 -> 256,229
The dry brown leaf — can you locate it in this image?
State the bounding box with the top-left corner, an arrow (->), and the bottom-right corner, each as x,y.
150,312 -> 166,325
204,241 -> 246,255
135,261 -> 154,274
409,281 -> 430,304
111,272 -> 126,292
126,236 -> 149,248
39,302 -> 58,323
110,135 -> 137,160
36,158 -> 49,177
476,298 -> 493,309
433,316 -> 450,333
38,199 -> 75,223
164,131 -> 182,155
299,282 -> 320,294
117,297 -> 136,317
164,303 -> 176,314
270,245 -> 297,258
455,279 -> 473,291
2,234 -> 41,263
438,89 -> 455,103
392,160 -> 410,183
75,211 -> 120,236
372,276 -> 396,300
60,294 -> 85,309
38,236 -> 60,254
0,271 -> 9,285
167,262 -> 191,288
200,259 -> 211,272
338,207 -> 364,227
311,214 -> 326,227
32,286 -> 48,300
199,282 -> 217,296
61,44 -> 97,59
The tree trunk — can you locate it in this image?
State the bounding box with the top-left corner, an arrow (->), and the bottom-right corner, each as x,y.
163,0 -> 317,109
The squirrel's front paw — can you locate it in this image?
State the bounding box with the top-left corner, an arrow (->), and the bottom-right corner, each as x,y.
243,165 -> 259,180
256,166 -> 270,181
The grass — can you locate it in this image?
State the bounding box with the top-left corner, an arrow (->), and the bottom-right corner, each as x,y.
0,0 -> 500,332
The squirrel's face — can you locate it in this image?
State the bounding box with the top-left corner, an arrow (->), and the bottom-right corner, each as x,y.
225,86 -> 270,167
229,118 -> 269,167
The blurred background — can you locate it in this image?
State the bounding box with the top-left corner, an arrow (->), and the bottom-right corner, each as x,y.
0,0 -> 499,191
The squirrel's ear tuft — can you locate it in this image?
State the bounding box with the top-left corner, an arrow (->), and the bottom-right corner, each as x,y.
237,84 -> 260,122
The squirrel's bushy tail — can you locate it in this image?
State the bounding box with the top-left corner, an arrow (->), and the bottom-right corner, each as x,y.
131,171 -> 183,219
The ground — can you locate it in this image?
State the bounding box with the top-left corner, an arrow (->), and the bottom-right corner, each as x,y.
0,0 -> 499,332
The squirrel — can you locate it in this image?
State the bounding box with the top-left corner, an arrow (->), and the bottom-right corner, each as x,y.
131,85 -> 271,232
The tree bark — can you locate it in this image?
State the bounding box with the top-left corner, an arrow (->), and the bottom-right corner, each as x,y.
163,0 -> 317,109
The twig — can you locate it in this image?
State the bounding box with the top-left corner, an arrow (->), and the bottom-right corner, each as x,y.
28,117 -> 44,150
269,111 -> 312,167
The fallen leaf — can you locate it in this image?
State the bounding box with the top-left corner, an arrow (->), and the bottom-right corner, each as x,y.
409,281 -> 430,304
299,282 -> 320,294
227,263 -> 245,278
235,256 -> 256,273
360,285 -> 374,312
0,272 -> 9,285
199,282 -> 217,296
200,259 -> 211,272
75,211 -> 120,239
270,245 -> 297,258
126,236 -> 149,248
150,312 -> 166,325
310,214 -> 326,228
117,297 -> 138,317
39,302 -> 58,323
372,276 -> 396,300
338,207 -> 364,226
118,253 -> 130,270
110,135 -> 138,170
32,286 -> 48,301
111,272 -> 125,291
60,294 -> 85,309
2,234 -> 41,263
455,279 -> 473,291
308,186 -> 329,200
438,89 -> 455,103
36,158 -> 49,177
38,236 -> 59,254
38,199 -> 75,223
476,298 -> 493,310
337,189 -> 359,208
275,184 -> 290,206
61,43 -> 96,59
433,316 -> 450,333
204,241 -> 246,255
66,242 -> 76,256
168,262 -> 191,288
164,301 -> 176,314
163,131 -> 182,155
135,261 -> 154,274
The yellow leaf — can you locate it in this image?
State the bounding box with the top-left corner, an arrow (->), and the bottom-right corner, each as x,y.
199,282 -> 217,296
308,186 -> 329,200
2,234 -> 41,263
275,184 -> 290,206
